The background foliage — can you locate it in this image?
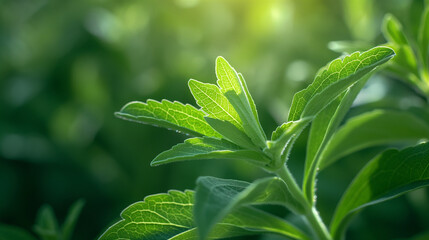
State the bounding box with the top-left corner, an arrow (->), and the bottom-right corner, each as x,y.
1,0 -> 428,239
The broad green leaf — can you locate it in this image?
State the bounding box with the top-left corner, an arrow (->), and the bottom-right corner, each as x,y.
216,57 -> 267,149
266,118 -> 311,168
115,100 -> 221,138
0,224 -> 37,240
98,190 -> 307,240
418,6 -> 429,66
33,205 -> 59,240
61,199 -> 85,240
319,110 -> 429,170
195,176 -> 309,240
151,137 -> 270,167
330,142 -> 429,239
303,77 -> 369,203
204,117 -> 258,150
188,79 -> 242,130
288,47 -> 395,121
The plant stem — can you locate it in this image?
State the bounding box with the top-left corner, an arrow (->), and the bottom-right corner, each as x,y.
276,165 -> 332,240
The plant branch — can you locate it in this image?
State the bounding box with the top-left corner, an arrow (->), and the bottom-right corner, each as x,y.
276,165 -> 332,240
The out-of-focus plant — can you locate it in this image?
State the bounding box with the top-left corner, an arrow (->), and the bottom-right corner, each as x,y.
0,200 -> 84,240
331,2 -> 429,99
99,45 -> 428,239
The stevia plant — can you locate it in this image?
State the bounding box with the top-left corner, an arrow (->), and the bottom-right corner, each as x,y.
99,46 -> 429,240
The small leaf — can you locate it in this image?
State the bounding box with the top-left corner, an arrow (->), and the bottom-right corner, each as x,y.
267,118 -> 311,168
330,142 -> 429,239
204,117 -> 257,150
195,176 -> 309,240
115,100 -> 221,138
382,14 -> 409,45
151,137 -> 270,167
98,190 -> 308,240
61,199 -> 85,240
188,79 -> 242,130
288,46 -> 395,121
33,205 -> 59,240
0,224 -> 37,240
216,57 -> 267,148
319,110 -> 429,170
382,14 -> 418,73
303,77 -> 369,203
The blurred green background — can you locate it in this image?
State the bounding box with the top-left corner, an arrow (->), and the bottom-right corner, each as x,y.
1,0 -> 428,239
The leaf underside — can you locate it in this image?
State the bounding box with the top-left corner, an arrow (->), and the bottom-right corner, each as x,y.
116,100 -> 221,138
151,137 -> 270,167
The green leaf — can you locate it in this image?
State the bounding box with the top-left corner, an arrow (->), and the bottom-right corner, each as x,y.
382,14 -> 418,73
61,199 -> 85,240
98,190 -> 308,240
188,79 -> 243,131
303,77 -> 369,203
418,6 -> 429,66
115,100 -> 221,138
151,137 -> 270,167
33,205 -> 60,240
195,176 -> 309,240
266,118 -> 311,168
319,109 -> 429,170
216,57 -> 267,148
204,117 -> 258,150
382,14 -> 409,46
0,224 -> 37,240
330,142 -> 429,239
288,46 -> 395,121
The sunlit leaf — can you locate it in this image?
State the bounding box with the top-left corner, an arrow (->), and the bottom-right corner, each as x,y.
195,176 -> 309,240
115,100 -> 221,138
216,57 -> 267,148
188,79 -> 243,130
330,142 -> 429,239
319,110 -> 429,170
288,47 -> 395,121
151,137 -> 270,167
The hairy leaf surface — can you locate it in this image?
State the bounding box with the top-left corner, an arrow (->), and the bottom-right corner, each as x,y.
195,177 -> 309,240
115,100 -> 221,138
151,137 -> 270,167
288,47 -> 394,121
319,110 -> 429,169
330,142 -> 429,239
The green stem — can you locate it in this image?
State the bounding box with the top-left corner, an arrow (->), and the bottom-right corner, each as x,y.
276,165 -> 332,240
